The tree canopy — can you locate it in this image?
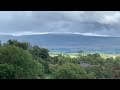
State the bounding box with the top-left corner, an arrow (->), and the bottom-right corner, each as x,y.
0,39 -> 119,79
0,45 -> 44,79
52,63 -> 96,79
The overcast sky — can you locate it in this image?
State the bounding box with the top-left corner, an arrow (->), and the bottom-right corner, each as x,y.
0,11 -> 120,37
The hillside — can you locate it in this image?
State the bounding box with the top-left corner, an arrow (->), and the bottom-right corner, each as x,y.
1,34 -> 120,53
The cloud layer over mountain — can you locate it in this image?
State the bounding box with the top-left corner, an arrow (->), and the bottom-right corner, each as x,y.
0,11 -> 120,36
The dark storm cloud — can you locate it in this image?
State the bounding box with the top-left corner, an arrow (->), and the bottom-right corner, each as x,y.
0,11 -> 120,36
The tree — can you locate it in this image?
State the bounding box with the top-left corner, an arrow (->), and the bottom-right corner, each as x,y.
4,39 -> 30,50
29,45 -> 49,60
114,57 -> 120,70
85,66 -> 112,79
0,64 -> 15,79
52,63 -> 95,79
104,57 -> 114,68
0,45 -> 44,79
7,39 -> 13,45
0,40 -> 1,46
51,54 -> 66,65
84,53 -> 103,65
18,42 -> 30,50
78,50 -> 85,56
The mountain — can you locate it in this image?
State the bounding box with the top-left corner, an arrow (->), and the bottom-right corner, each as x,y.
1,33 -> 120,53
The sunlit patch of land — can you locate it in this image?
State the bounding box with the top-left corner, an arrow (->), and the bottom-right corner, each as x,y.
100,54 -> 120,59
49,52 -> 120,59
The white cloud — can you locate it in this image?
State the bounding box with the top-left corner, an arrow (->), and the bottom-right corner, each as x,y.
78,32 -> 109,37
99,12 -> 120,25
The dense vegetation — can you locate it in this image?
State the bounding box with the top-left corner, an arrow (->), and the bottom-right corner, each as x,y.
0,39 -> 120,79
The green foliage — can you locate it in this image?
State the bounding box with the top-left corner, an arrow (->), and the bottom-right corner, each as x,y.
87,72 -> 96,79
38,59 -> 50,73
0,64 -> 15,79
52,63 -> 95,79
50,54 -> 67,65
104,57 -> 114,68
78,53 -> 104,65
49,64 -> 59,73
0,45 -> 44,79
0,40 -> 1,46
78,50 -> 85,56
29,45 -> 49,74
85,66 -> 112,79
0,39 -> 120,79
3,39 -> 30,50
29,45 -> 49,59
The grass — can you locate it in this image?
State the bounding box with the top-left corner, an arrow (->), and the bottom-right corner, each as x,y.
49,52 -> 79,58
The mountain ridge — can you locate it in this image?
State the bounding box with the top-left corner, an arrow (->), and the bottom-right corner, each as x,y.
0,33 -> 120,48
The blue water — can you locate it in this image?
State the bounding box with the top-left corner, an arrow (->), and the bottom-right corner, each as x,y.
49,48 -> 120,54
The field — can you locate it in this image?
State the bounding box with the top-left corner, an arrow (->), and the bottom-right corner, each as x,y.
100,54 -> 120,59
49,52 -> 120,59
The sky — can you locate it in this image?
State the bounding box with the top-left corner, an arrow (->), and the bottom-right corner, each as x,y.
0,11 -> 120,37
